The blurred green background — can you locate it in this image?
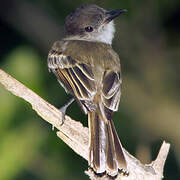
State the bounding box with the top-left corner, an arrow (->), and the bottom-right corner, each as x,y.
0,0 -> 180,179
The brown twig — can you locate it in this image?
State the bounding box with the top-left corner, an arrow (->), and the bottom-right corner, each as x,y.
0,69 -> 170,180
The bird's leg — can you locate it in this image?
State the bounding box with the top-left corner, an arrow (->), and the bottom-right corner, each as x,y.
59,97 -> 75,125
52,98 -> 75,130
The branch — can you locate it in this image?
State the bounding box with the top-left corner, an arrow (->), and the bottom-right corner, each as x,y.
0,69 -> 170,180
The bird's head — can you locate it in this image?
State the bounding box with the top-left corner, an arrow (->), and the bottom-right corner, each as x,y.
65,4 -> 127,44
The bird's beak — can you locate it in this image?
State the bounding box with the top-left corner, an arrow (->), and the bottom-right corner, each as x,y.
105,9 -> 127,23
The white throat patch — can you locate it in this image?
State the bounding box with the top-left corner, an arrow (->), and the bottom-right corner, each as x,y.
96,21 -> 115,45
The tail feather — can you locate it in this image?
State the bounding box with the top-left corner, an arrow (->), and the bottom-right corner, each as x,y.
110,120 -> 127,170
88,107 -> 127,176
106,120 -> 118,175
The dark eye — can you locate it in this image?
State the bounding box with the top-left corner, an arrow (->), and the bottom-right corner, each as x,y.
85,26 -> 93,32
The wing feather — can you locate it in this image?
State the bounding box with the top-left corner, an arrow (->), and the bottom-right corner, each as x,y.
48,43 -> 96,113
101,71 -> 121,112
76,63 -> 95,81
72,66 -> 96,93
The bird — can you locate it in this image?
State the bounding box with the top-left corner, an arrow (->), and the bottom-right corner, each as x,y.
47,4 -> 128,177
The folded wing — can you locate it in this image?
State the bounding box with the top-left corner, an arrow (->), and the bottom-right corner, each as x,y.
48,42 -> 97,113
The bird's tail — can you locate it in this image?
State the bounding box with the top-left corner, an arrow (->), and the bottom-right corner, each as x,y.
88,105 -> 127,176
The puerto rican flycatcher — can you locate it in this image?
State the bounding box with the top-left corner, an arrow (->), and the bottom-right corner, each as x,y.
48,4 -> 127,177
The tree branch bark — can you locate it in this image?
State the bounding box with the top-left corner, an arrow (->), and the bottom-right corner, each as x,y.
0,69 -> 170,180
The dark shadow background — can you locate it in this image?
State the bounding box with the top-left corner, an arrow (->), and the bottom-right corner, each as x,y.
0,0 -> 180,179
